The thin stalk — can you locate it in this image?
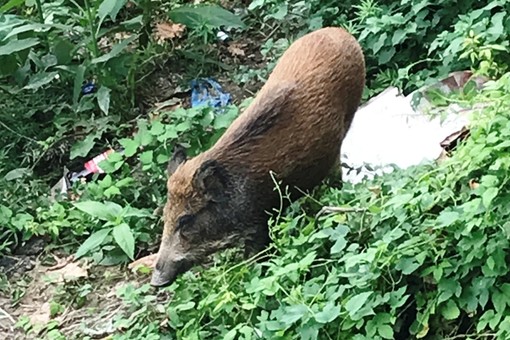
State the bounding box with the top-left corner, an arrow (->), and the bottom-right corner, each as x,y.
34,0 -> 45,23
83,0 -> 100,58
33,0 -> 49,51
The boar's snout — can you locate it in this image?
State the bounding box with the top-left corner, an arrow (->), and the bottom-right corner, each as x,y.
150,255 -> 193,287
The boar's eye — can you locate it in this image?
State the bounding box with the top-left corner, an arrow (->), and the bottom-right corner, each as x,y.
176,214 -> 194,231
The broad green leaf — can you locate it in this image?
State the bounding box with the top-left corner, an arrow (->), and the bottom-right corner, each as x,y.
97,0 -> 127,24
213,110 -> 238,129
247,0 -> 264,10
175,301 -> 195,311
158,125 -> 178,141
23,71 -> 58,90
0,0 -> 25,13
175,121 -> 192,132
392,29 -> 407,45
91,36 -> 136,64
396,257 -> 420,275
133,120 -> 153,146
75,228 -> 111,258
41,54 -> 57,69
104,201 -> 123,217
0,55 -> 17,76
482,187 -> 498,208
384,193 -> 413,208
123,206 -> 152,218
139,150 -> 153,165
103,186 -> 121,198
0,38 -> 39,56
331,236 -> 347,254
97,86 -> 111,115
314,302 -> 341,323
4,167 -> 30,181
0,205 -> 13,223
436,210 -> 459,228
280,304 -> 308,325
168,5 -> 246,29
378,324 -> 394,339
70,134 -> 97,160
72,64 -> 86,106
477,309 -> 494,332
372,32 -> 387,54
345,292 -> 372,317
119,138 -> 139,157
224,328 -> 237,340
4,23 -> 49,40
74,201 -> 112,221
268,3 -> 287,20
156,153 -> 169,164
379,47 -> 395,64
441,300 -> 460,320
112,223 -> 135,259
52,38 -> 75,65
149,121 -> 165,136
121,14 -> 143,29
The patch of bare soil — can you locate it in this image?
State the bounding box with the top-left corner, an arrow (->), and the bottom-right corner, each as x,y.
0,250 -> 161,339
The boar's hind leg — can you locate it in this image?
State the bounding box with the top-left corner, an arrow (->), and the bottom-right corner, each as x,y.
324,154 -> 343,189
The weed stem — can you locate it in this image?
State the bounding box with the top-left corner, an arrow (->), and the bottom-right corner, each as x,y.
83,0 -> 100,58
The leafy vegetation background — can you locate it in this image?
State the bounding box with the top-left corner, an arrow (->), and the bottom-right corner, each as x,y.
1,0 -> 510,339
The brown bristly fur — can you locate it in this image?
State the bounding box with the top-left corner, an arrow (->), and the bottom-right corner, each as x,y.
150,27 -> 366,287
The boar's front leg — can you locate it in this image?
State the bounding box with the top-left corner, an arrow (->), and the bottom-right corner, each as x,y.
243,225 -> 271,260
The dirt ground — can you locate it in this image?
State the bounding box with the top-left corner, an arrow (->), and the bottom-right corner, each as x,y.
0,30 -> 267,339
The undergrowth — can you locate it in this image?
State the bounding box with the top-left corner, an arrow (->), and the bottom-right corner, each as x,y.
104,73 -> 510,339
1,0 -> 510,339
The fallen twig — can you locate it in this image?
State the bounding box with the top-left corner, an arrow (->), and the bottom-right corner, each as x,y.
0,306 -> 16,325
316,206 -> 367,218
314,206 -> 367,228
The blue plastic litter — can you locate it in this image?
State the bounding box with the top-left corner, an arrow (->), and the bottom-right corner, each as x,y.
81,81 -> 96,95
190,78 -> 231,111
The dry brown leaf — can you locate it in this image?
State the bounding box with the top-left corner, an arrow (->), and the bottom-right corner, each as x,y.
128,254 -> 157,272
46,261 -> 88,283
29,302 -> 51,326
155,22 -> 185,44
114,32 -> 132,42
154,98 -> 182,113
227,43 -> 245,57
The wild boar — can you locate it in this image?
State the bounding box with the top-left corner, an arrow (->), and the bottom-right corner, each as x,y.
151,27 -> 365,287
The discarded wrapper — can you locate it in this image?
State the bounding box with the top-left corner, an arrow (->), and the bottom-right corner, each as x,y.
81,80 -> 96,95
341,71 -> 488,184
216,30 -> 230,42
68,149 -> 115,183
191,78 -> 231,110
49,149 -> 121,202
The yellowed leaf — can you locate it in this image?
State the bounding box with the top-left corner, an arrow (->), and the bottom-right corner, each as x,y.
128,254 -> 157,272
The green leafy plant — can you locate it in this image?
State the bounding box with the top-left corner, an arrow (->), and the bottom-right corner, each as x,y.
104,72 -> 510,339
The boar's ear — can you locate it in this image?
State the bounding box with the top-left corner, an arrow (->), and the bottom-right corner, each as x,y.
192,160 -> 228,202
167,145 -> 187,175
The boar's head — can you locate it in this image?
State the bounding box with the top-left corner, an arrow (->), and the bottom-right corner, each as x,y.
150,147 -> 241,287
